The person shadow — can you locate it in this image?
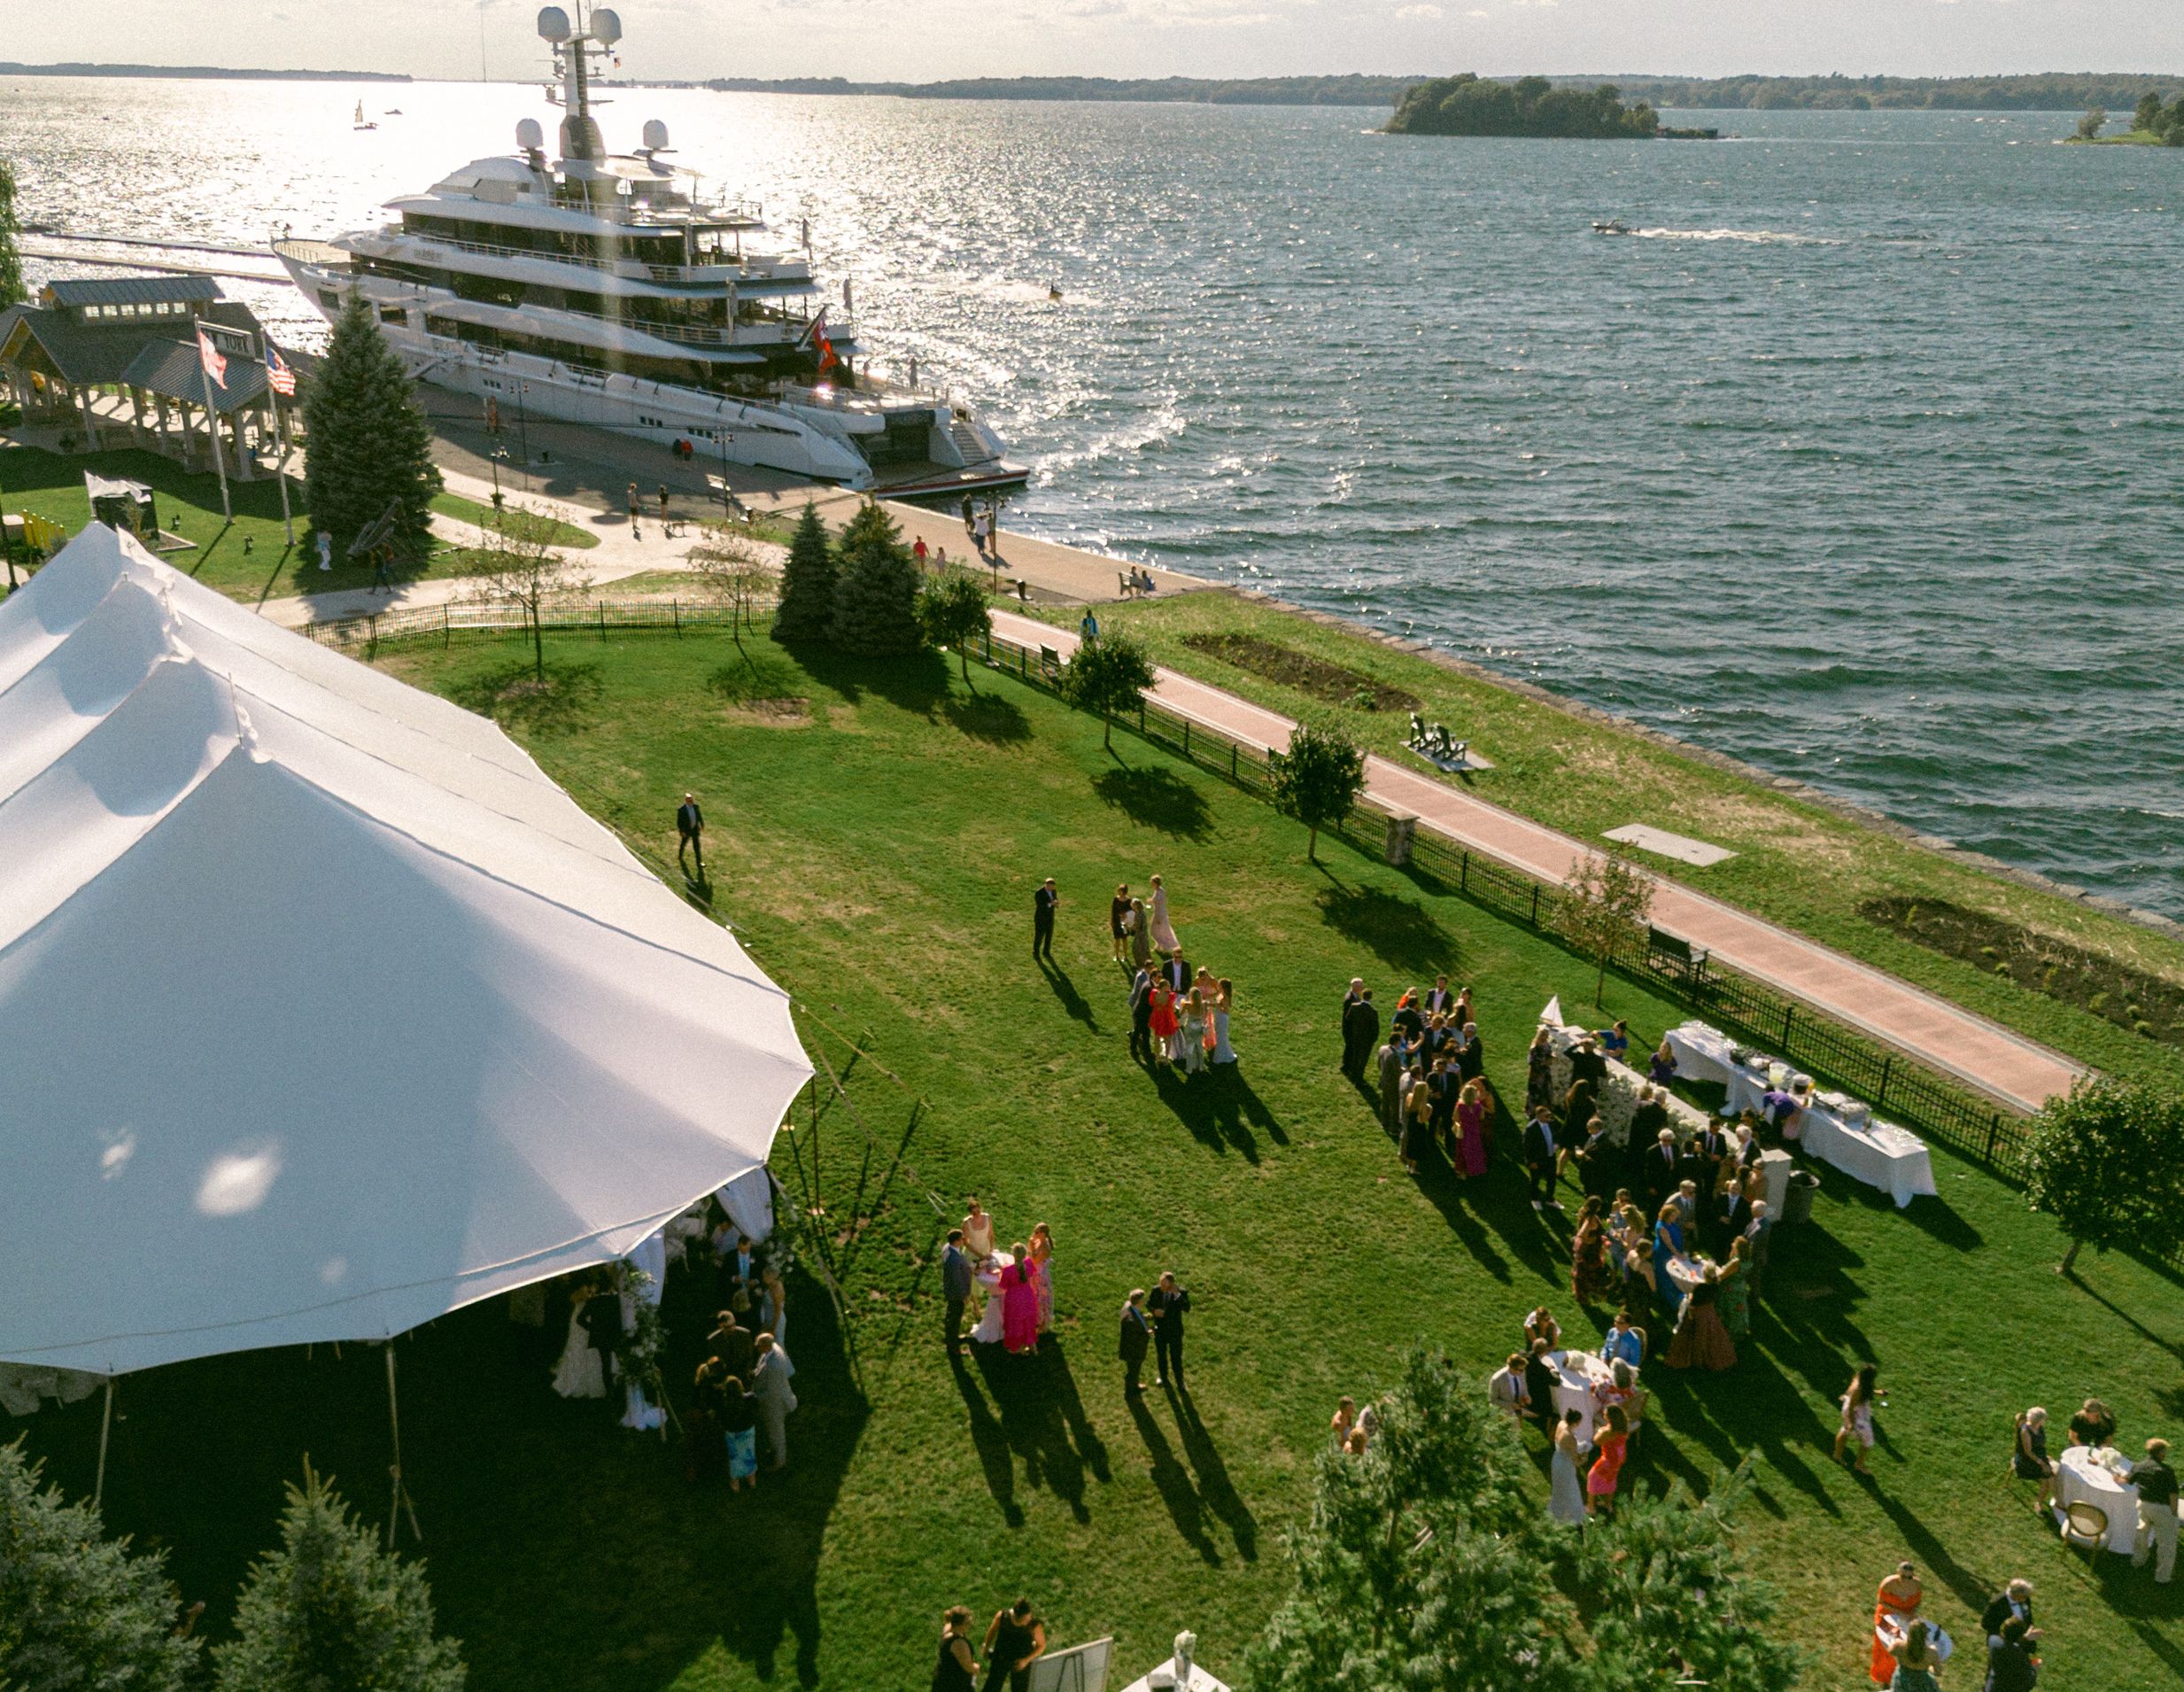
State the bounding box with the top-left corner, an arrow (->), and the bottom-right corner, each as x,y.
950,1352 -> 1025,1527
1036,956 -> 1100,1033
1127,1392 -> 1221,1565
971,1338 -> 1107,1525
1170,1388 -> 1259,1563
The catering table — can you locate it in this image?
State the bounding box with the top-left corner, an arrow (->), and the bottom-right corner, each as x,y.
1801,1106 -> 1938,1208
2054,1444 -> 2141,1553
1549,1349 -> 1615,1444
1662,1021 -> 1738,1089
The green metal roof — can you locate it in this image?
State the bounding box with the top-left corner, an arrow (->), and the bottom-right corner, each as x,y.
44,276 -> 222,307
119,339 -> 270,413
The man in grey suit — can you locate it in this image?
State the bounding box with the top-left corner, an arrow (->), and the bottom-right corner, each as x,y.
941,1228 -> 973,1354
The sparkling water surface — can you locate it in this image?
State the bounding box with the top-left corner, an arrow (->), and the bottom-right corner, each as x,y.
6,80 -> 2180,917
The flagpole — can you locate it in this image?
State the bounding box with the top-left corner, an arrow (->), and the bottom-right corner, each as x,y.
270,392 -> 294,546
195,324 -> 232,524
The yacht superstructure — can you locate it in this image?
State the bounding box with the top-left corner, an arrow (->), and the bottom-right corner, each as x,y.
275,4 -> 1023,495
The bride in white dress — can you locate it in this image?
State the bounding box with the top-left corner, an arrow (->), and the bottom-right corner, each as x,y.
1149,874 -> 1181,954
551,1289 -> 608,1399
970,1255 -> 1009,1345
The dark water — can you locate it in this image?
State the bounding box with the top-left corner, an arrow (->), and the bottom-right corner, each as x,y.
8,82 -> 2180,915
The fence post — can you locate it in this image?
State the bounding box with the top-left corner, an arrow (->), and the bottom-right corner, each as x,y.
1230,744 -> 1237,781
1876,1054 -> 1892,1110
442,603 -> 450,649
672,600 -> 680,636
598,602 -> 608,642
1139,702 -> 1146,733
1529,884 -> 1539,927
1182,721 -> 1190,758
1460,850 -> 1469,892
1986,1115 -> 2000,1163
1781,1003 -> 1795,1052
368,615 -> 378,661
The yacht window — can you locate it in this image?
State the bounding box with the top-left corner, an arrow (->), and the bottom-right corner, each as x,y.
380,306 -> 408,326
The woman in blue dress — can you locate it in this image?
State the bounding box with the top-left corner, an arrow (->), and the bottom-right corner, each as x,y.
1652,1201 -> 1687,1321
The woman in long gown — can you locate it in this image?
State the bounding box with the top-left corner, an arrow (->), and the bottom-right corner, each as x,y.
1000,1245 -> 1042,1355
1665,1266 -> 1738,1370
1525,1027 -> 1555,1113
1869,1563 -> 1924,1687
1715,1237 -> 1752,1339
1179,990 -> 1207,1074
1148,983 -> 1180,1068
1128,897 -> 1152,968
1586,1405 -> 1629,1517
1454,1079 -> 1491,1178
1028,1223 -> 1056,1331
1148,875 -> 1180,954
1210,979 -> 1236,1065
1652,1204 -> 1687,1321
551,1288 -> 608,1398
1398,1075 -> 1433,1175
1549,1410 -> 1589,1525
1571,1201 -> 1618,1304
970,1257 -> 1009,1345
963,1198 -> 995,1261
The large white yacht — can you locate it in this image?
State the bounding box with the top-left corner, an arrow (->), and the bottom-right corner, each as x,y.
274,4 -> 1024,496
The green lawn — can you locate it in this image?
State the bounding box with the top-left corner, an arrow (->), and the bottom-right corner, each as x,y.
16,626 -> 2182,1691
0,444 -> 595,603
1034,592 -> 2184,1095
431,490 -> 601,550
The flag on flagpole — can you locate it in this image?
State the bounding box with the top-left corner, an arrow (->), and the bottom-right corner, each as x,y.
197,330 -> 228,388
265,342 -> 297,397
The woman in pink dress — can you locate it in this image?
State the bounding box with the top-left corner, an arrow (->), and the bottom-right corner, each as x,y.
1028,1223 -> 1056,1331
1001,1244 -> 1042,1354
1454,1079 -> 1491,1178
1587,1403 -> 1630,1517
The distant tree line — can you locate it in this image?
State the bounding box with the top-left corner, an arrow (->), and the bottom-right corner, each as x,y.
1389,75 -> 1661,139
1607,72 -> 2184,112
2128,90 -> 2184,142
699,73 -> 1421,106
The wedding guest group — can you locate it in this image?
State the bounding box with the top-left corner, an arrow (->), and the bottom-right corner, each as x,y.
941,1197 -> 1065,1361
1113,875 -> 1240,1078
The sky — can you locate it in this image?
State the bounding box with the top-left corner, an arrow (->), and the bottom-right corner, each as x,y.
11,0 -> 2180,85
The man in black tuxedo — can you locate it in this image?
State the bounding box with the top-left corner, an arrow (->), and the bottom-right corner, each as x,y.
1127,964 -> 1156,1064
1716,1181 -> 1755,1258
1641,1129 -> 1681,1215
941,1229 -> 973,1354
1979,1579 -> 2036,1646
720,1233 -> 762,1307
1575,1117 -> 1615,1200
1119,1288 -> 1152,1394
1391,993 -> 1425,1043
1429,1055 -> 1460,1153
1424,974 -> 1455,1018
1339,979 -> 1366,1067
1626,1088 -> 1669,1183
1522,1106 -> 1561,1211
1166,952 -> 1192,995
1149,1272 -> 1191,1390
1342,989 -> 1380,1081
1033,877 -> 1059,960
676,791 -> 704,880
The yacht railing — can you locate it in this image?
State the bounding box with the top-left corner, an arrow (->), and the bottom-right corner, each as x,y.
361,229 -> 810,288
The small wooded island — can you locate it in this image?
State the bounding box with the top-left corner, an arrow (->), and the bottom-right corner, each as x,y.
1388,74 -> 1715,139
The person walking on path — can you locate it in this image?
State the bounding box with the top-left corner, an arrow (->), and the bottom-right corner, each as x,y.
676,791 -> 705,881
1032,877 -> 1059,961
626,481 -> 642,539
2134,1437 -> 2179,1583
751,1332 -> 797,1471
1119,1288 -> 1151,1393
980,1601 -> 1046,1692
913,534 -> 929,569
932,1606 -> 980,1692
1080,608 -> 1100,645
941,1229 -> 972,1355
1149,1270 -> 1191,1392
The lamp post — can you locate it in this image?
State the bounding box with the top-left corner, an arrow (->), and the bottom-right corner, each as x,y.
717,428 -> 736,522
490,446 -> 508,510
515,382 -> 531,490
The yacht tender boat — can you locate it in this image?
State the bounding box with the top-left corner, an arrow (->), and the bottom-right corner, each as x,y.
277,4 -> 1024,495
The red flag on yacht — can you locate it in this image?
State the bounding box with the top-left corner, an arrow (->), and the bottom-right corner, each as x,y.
197,330 -> 228,388
814,319 -> 838,376
265,343 -> 297,397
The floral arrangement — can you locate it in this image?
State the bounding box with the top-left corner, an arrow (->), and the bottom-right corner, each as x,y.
1544,1029 -> 1710,1147
616,1265 -> 664,1392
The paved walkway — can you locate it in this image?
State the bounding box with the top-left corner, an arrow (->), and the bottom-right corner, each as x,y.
990,609 -> 2083,1114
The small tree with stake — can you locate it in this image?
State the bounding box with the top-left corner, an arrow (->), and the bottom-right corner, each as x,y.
1061,631 -> 1154,751
917,570 -> 992,688
469,505 -> 591,681
2025,1075 -> 2184,1276
685,520 -> 776,672
1561,850 -> 1653,1006
1267,721 -> 1365,862
771,501 -> 835,645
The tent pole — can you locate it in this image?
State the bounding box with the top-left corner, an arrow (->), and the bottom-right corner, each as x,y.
94,1378 -> 114,1510
384,1344 -> 422,1549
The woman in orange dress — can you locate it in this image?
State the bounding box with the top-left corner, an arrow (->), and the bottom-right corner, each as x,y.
1868,1561 -> 1923,1686
1147,983 -> 1180,1067
1586,1404 -> 1629,1517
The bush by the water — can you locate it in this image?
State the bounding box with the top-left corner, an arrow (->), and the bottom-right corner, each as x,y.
1389,74 -> 1660,139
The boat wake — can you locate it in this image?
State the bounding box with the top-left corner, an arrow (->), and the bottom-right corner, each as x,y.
1624,227 -> 1842,245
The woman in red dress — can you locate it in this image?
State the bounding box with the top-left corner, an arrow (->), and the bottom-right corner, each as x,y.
1001,1244 -> 1042,1355
1147,984 -> 1180,1068
1869,1562 -> 1923,1686
1586,1404 -> 1629,1517
1454,1079 -> 1491,1178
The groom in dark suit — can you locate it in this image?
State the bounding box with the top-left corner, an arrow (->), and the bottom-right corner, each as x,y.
941,1229 -> 972,1354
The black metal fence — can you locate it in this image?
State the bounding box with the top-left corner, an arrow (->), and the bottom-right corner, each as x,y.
336,601 -> 2041,1178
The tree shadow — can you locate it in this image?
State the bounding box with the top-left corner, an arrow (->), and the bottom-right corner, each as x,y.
1314,881 -> 1458,976
1036,958 -> 1100,1034
794,644 -> 953,718
942,689 -> 1032,744
2064,1268 -> 2184,1366
1091,766 -> 1213,842
446,659 -> 604,735
969,1338 -> 1108,1525
705,650 -> 809,704
1868,1486 -> 1994,1618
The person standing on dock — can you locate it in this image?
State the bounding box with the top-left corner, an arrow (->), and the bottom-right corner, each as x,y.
626,482 -> 641,539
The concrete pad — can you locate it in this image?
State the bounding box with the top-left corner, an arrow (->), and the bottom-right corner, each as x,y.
1602,824 -> 1739,868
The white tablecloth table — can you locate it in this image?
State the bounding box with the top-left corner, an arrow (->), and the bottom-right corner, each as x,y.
1550,1349 -> 1615,1444
1802,1105 -> 1938,1207
2054,1445 -> 2140,1553
1663,1022 -> 1737,1088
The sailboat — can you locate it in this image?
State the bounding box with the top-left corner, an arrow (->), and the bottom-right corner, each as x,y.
353,100 -> 377,131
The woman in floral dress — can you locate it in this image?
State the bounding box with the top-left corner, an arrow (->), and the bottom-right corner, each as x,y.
1028,1222 -> 1056,1332
1570,1198 -> 1618,1305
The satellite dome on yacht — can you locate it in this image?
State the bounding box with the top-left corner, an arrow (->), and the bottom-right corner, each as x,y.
274,3 -> 1023,495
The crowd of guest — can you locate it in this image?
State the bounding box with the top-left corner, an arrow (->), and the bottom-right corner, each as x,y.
940,1197 -> 1062,1360
1350,975 -> 1493,1179
2010,1395 -> 2177,1583
676,1221 -> 801,1488
1073,874 -> 1244,1079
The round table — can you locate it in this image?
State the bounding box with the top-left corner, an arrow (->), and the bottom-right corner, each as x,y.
1875,1615 -> 1955,1665
2054,1444 -> 2140,1554
1663,1253 -> 1715,1299
1549,1349 -> 1615,1444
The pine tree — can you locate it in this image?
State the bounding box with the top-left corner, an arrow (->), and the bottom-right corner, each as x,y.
302,295 -> 443,555
0,1440 -> 198,1692
0,159 -> 27,309
213,1463 -> 465,1692
771,501 -> 836,643
828,501 -> 925,656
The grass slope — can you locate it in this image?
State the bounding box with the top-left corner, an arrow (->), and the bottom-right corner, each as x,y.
15,628 -> 2183,1692
1038,591 -> 2184,1093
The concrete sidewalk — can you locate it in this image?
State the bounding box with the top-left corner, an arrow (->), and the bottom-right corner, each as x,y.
989,607 -> 2082,1114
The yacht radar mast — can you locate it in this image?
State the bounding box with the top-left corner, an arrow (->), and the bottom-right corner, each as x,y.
537,4 -> 619,162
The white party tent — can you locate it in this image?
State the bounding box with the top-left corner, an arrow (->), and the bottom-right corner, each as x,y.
0,524 -> 813,1379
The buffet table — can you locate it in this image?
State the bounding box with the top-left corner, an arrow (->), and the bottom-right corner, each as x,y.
1549,1348 -> 1616,1444
2055,1444 -> 2141,1554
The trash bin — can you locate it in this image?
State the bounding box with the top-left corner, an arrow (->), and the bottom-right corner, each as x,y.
1782,1169 -> 1821,1227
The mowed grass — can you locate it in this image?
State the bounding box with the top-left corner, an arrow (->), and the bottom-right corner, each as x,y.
1042,591 -> 2184,1093
17,627 -> 2182,1692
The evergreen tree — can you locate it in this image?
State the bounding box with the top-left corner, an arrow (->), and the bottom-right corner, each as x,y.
0,1440 -> 198,1692
0,159 -> 26,309
828,501 -> 925,656
771,501 -> 836,643
214,1463 -> 465,1692
302,295 -> 442,555
2133,91 -> 2165,135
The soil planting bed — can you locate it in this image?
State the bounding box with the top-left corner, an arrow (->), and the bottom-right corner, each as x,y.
1181,632 -> 1421,713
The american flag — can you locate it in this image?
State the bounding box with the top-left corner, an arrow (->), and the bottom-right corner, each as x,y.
265,342 -> 297,398
196,330 -> 227,387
